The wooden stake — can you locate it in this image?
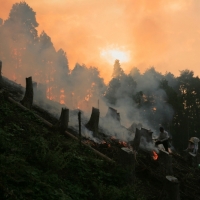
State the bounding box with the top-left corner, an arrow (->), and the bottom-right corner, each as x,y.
165,176 -> 180,200
130,128 -> 141,152
85,107 -> 100,137
60,108 -> 69,133
20,77 -> 33,109
53,108 -> 69,133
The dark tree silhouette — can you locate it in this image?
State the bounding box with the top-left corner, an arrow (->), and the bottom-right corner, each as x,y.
112,59 -> 124,79
105,78 -> 121,105
4,2 -> 38,42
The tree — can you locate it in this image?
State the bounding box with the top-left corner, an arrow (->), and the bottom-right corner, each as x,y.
112,59 -> 124,79
167,70 -> 200,151
104,78 -> 121,105
4,2 -> 38,43
1,2 -> 39,83
129,67 -> 141,79
56,49 -> 69,73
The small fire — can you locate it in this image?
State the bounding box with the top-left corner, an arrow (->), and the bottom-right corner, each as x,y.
152,151 -> 158,160
60,89 -> 65,105
46,87 -> 53,100
84,94 -> 90,101
119,141 -> 128,147
152,107 -> 157,111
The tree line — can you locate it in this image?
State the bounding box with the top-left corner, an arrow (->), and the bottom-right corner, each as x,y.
1,2 -> 200,152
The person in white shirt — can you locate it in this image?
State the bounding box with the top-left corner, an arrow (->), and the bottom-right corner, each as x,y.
185,137 -> 199,155
155,127 -> 169,152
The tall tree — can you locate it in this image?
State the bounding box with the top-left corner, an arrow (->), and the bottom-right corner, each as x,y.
4,2 -> 38,43
104,78 -> 121,105
1,2 -> 39,82
112,59 -> 124,79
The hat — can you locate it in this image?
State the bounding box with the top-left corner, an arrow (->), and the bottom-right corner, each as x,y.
189,137 -> 200,144
189,138 -> 194,143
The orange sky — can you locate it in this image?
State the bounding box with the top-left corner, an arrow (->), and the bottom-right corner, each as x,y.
1,0 -> 200,83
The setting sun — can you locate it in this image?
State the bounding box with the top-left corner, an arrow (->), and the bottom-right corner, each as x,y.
100,48 -> 130,64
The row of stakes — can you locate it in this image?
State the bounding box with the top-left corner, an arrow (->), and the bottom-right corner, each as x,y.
0,61 -> 180,199
22,76 -> 181,200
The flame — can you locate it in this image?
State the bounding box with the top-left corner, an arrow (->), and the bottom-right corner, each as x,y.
152,107 -> 157,111
84,94 -> 90,101
119,141 -> 128,147
152,151 -> 158,160
60,89 -> 65,105
46,87 -> 53,100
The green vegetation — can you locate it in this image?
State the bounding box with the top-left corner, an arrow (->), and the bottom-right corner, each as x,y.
0,94 -> 143,200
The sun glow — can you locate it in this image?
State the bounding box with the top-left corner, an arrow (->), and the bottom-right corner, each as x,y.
100,48 -> 130,64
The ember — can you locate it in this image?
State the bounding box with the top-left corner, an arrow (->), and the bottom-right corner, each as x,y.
119,141 -> 128,147
60,89 -> 65,104
152,151 -> 158,160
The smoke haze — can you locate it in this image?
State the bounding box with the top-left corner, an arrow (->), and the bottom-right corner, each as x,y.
1,0 -> 200,82
0,1 -> 195,148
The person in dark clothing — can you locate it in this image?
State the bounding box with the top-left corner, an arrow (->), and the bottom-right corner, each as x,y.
155,127 -> 169,152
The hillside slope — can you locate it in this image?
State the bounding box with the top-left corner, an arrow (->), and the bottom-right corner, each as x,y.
0,91 -> 141,200
1,77 -> 200,200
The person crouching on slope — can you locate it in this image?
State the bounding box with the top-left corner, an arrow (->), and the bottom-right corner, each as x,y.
155,127 -> 169,152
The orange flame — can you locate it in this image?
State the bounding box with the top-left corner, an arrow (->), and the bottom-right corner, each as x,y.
119,141 -> 128,147
84,94 -> 90,101
46,87 -> 53,100
152,151 -> 158,160
60,89 -> 65,105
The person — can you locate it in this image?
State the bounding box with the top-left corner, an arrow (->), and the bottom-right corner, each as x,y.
185,137 -> 199,155
155,127 -> 169,152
